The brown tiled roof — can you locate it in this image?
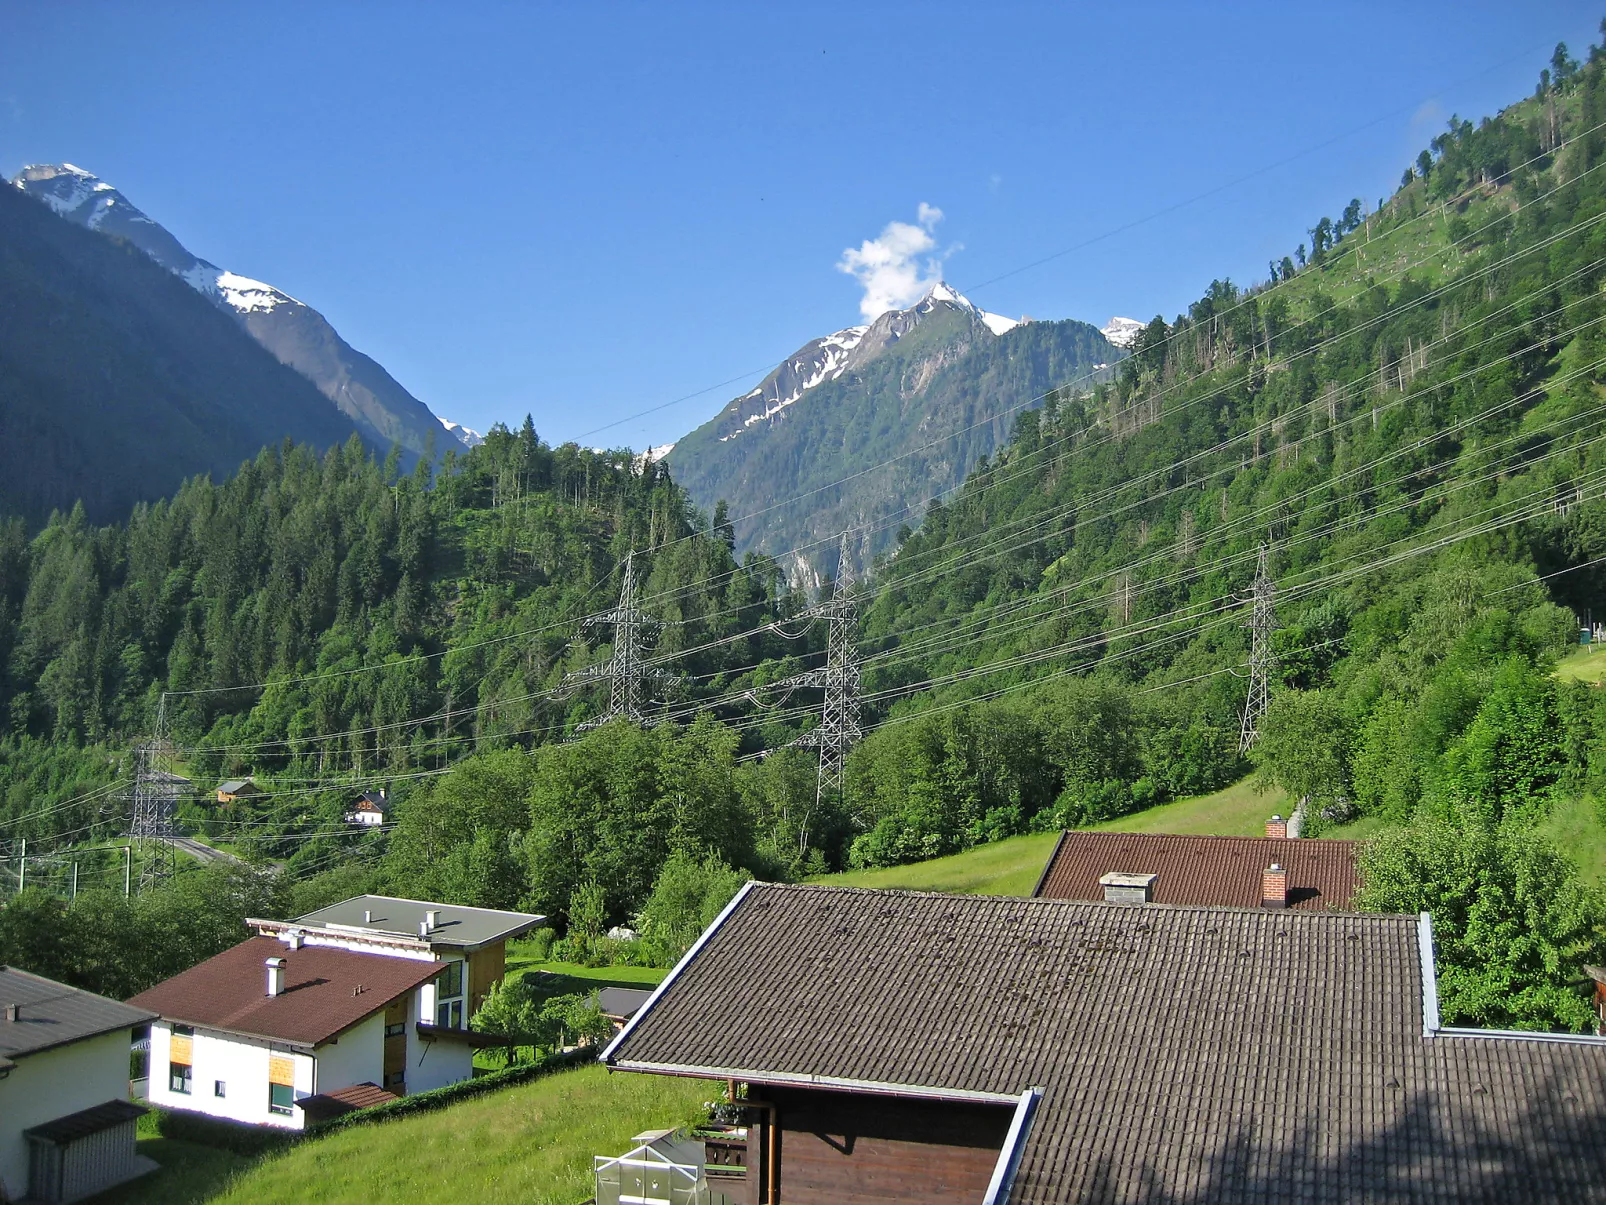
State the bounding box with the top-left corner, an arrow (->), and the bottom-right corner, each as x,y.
128,937 -> 439,1047
24,1099 -> 145,1145
1033,830 -> 1360,910
604,883 -> 1606,1203
296,1082 -> 399,1123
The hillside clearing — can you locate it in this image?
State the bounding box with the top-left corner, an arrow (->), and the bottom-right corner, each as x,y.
811,776 -> 1296,895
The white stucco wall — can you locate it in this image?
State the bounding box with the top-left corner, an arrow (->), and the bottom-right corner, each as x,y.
313,1011 -> 385,1095
146,1021 -> 316,1131
0,1028 -> 134,1201
408,1021 -> 473,1094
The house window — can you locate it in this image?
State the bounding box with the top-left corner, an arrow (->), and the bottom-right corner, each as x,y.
385,1022 -> 406,1039
269,1082 -> 294,1116
383,1070 -> 406,1091
215,1080 -> 227,1098
172,1024 -> 194,1037
434,961 -> 465,1028
169,1063 -> 192,1094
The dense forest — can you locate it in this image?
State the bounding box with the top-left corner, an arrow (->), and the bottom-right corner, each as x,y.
8,40 -> 1606,1032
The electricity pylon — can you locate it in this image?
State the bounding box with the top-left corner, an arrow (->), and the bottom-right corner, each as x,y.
128,693 -> 178,889
565,551 -> 668,730
1238,543 -> 1276,754
780,533 -> 864,852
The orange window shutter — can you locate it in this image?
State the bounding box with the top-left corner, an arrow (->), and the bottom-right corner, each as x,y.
169,1035 -> 193,1063
268,1055 -> 295,1085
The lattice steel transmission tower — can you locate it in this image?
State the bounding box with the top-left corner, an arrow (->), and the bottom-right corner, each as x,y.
128,693 -> 179,889
781,532 -> 865,841
1238,543 -> 1277,754
565,551 -> 665,730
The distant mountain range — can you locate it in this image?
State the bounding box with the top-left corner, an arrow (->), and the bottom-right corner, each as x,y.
0,176 -> 359,523
667,283 -> 1122,582
10,164 -> 472,459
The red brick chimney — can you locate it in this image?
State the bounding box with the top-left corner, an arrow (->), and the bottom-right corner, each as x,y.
1261,864 -> 1288,909
1265,815 -> 1287,839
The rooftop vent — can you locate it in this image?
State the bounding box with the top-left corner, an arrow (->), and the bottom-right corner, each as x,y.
281,929 -> 304,951
4,1003 -> 18,1022
1099,871 -> 1158,904
419,920 -> 430,938
1262,864 -> 1289,910
1266,815 -> 1288,839
266,957 -> 286,997
424,910 -> 441,930
363,909 -> 373,924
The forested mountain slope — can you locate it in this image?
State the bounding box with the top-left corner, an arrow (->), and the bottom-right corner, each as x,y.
0,180 -> 358,523
668,286 -> 1117,582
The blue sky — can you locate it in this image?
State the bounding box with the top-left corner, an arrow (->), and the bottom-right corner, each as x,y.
3,2 -> 1600,450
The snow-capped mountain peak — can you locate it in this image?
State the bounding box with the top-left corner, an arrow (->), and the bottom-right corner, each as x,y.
917,280 -> 1024,336
12,162 -> 458,461
1100,316 -> 1145,348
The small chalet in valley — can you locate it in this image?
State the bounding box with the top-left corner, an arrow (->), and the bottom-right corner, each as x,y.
215,778 -> 262,805
1,967 -> 158,1204
345,789 -> 389,826
1032,818 -> 1360,911
129,895 -> 541,1129
602,882 -> 1606,1203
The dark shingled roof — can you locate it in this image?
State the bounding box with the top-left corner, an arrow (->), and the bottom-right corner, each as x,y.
1,966 -> 157,1061
1033,830 -> 1360,910
604,883 -> 1606,1203
24,1099 -> 145,1145
128,937 -> 440,1047
596,986 -> 653,1022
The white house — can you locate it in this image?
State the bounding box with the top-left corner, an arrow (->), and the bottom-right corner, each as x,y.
344,790 -> 388,826
1,966 -> 158,1203
128,895 -> 542,1129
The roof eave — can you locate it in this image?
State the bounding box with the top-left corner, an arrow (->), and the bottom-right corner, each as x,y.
609,1059 -> 1027,1106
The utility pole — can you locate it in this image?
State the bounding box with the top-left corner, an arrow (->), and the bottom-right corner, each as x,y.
127,693 -> 178,891
564,551 -> 669,730
1238,543 -> 1276,755
778,532 -> 865,858
123,844 -> 131,899
17,837 -> 24,893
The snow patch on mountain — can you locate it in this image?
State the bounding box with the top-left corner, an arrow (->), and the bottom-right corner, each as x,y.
440,419 -> 484,447
1101,316 -> 1145,348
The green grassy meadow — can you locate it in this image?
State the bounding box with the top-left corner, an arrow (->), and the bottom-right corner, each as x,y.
94,1065 -> 709,1205
810,776 -> 1298,896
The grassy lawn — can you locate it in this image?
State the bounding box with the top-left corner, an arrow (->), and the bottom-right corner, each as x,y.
1084,776 -> 1289,837
808,830 -> 1062,895
1554,644 -> 1606,685
95,1065 -> 708,1205
1542,793 -> 1606,889
810,776 -> 1301,896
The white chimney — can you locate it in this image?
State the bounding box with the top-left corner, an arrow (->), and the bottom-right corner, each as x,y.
280,929 -> 303,950
363,909 -> 372,924
4,1003 -> 18,1022
419,920 -> 431,938
424,910 -> 440,930
266,957 -> 286,997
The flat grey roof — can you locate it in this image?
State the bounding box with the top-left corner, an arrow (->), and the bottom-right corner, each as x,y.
293,895 -> 544,949
1,967 -> 157,1061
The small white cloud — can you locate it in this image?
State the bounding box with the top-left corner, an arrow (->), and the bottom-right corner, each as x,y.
988,173 -> 1002,193
837,203 -> 955,322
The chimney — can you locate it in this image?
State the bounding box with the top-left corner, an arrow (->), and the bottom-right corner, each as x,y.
419,920 -> 431,938
281,929 -> 304,951
1265,815 -> 1288,839
425,909 -> 441,930
1099,871 -> 1158,904
266,957 -> 286,997
4,1003 -> 19,1022
1262,864 -> 1288,909
363,909 -> 372,924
